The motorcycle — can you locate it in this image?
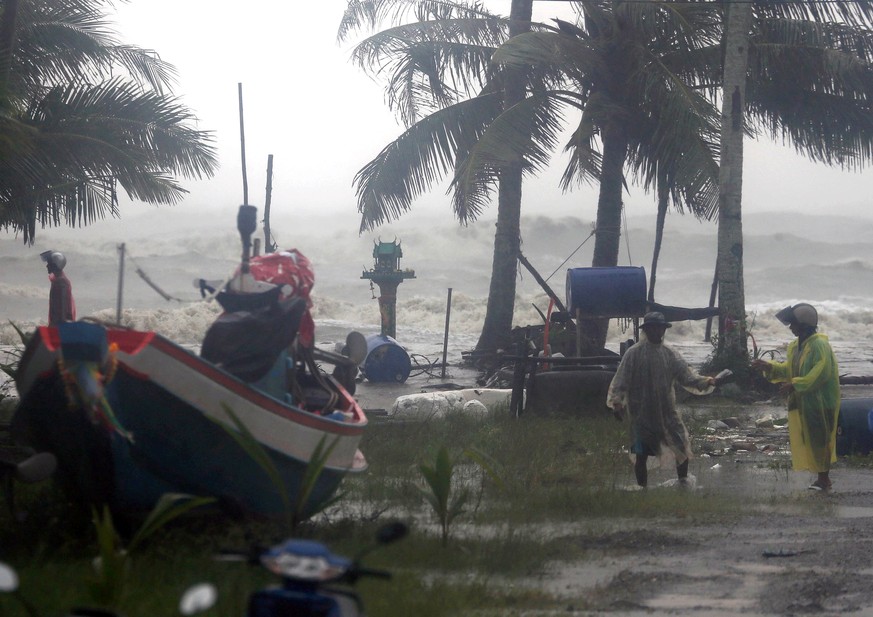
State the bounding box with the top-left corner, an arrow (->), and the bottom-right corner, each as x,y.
218,520 -> 409,617
1,507 -> 406,617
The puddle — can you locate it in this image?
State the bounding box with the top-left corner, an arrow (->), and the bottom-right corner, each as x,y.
733,563 -> 788,575
832,505 -> 873,519
644,594 -> 756,610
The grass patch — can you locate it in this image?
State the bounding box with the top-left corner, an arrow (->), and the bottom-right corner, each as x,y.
0,409 -> 768,616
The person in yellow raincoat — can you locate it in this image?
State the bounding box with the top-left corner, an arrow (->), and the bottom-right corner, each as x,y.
752,303 -> 840,491
607,312 -> 716,488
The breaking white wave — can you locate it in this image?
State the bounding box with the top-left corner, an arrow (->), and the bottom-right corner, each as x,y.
2,210 -> 872,376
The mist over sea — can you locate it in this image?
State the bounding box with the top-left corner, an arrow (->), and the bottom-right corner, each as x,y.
2,208 -> 873,377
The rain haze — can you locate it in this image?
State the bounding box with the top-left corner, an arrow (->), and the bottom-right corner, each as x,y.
3,0 -> 873,371
104,0 -> 872,228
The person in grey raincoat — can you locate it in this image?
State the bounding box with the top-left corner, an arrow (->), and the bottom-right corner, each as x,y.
607,312 -> 715,488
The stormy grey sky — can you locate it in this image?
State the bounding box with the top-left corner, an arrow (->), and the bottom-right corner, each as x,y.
111,0 -> 873,229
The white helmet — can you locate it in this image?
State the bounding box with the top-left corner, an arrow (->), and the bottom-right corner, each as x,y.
40,250 -> 67,271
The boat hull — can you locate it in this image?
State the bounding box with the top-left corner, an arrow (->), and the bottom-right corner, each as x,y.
13,324 -> 367,518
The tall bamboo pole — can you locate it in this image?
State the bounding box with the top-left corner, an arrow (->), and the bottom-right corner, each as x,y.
264,154 -> 274,252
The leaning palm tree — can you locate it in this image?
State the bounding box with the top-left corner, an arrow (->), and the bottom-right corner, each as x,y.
342,0 -> 724,354
340,0 -> 546,353
466,1 -> 724,350
0,0 -> 217,243
469,0 -> 873,356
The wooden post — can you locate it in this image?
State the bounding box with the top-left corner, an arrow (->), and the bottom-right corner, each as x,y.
704,256 -> 719,342
238,83 -> 249,206
264,154 -> 274,252
115,243 -> 125,325
510,338 -> 528,418
518,252 -> 568,314
441,288 -> 452,378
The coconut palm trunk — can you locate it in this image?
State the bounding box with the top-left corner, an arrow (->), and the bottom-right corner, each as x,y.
580,121 -> 628,352
716,1 -> 752,363
475,0 -> 531,354
649,180 -> 669,304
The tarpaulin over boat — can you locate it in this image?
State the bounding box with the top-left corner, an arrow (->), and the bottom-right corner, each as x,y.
201,296 -> 307,382
248,249 -> 316,348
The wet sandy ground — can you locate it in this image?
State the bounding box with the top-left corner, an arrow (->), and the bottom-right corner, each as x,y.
357,378 -> 873,616
572,393 -> 873,617
526,462 -> 873,617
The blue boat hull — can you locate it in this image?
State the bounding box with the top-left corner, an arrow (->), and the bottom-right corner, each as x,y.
13,324 -> 367,518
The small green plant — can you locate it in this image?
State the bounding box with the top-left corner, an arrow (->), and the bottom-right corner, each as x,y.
87,493 -> 215,608
417,446 -> 504,547
214,403 -> 342,531
418,446 -> 468,547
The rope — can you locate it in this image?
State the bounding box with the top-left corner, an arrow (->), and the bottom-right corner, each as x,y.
404,353 -> 450,380
544,226 -> 596,284
622,204 -> 633,265
122,247 -> 234,305
124,249 -> 188,303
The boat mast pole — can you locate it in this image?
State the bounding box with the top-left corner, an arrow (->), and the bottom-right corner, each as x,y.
264,154 -> 274,253
116,242 -> 125,324
237,83 -> 255,277
238,82 -> 249,208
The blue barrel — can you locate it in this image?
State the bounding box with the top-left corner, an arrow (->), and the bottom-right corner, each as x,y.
836,398 -> 873,456
361,334 -> 411,383
565,267 -> 647,317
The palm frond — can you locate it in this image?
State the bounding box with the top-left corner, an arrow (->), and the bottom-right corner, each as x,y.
753,0 -> 873,29
747,17 -> 873,169
451,91 -> 565,222
348,18 -> 506,125
12,0 -> 176,94
355,92 -> 502,231
560,94 -> 603,191
0,78 -> 217,241
492,29 -> 604,85
337,0 -> 496,43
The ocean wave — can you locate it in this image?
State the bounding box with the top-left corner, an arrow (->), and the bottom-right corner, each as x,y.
0,282 -> 45,299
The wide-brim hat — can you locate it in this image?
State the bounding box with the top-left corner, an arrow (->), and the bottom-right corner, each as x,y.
641,311 -> 671,328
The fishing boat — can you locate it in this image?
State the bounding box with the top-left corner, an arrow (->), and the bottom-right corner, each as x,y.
11,207 -> 368,519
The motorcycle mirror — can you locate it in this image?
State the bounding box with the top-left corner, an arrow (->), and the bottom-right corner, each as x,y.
179,583 -> 217,615
0,561 -> 19,593
376,521 -> 409,545
16,452 -> 57,483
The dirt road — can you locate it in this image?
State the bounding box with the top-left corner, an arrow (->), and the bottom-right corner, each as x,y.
528,384 -> 873,616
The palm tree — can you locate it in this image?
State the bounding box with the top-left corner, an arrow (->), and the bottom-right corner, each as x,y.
0,0 -> 218,243
712,1 -> 873,365
339,0 -> 543,353
341,0 -> 723,355
474,1 -> 873,357
714,0 -> 752,364
473,1 -> 723,349
343,0 -> 873,360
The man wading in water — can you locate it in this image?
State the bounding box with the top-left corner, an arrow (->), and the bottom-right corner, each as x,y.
607,312 -> 715,488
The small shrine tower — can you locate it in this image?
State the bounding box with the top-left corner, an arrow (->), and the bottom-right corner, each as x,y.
361,240 -> 416,338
